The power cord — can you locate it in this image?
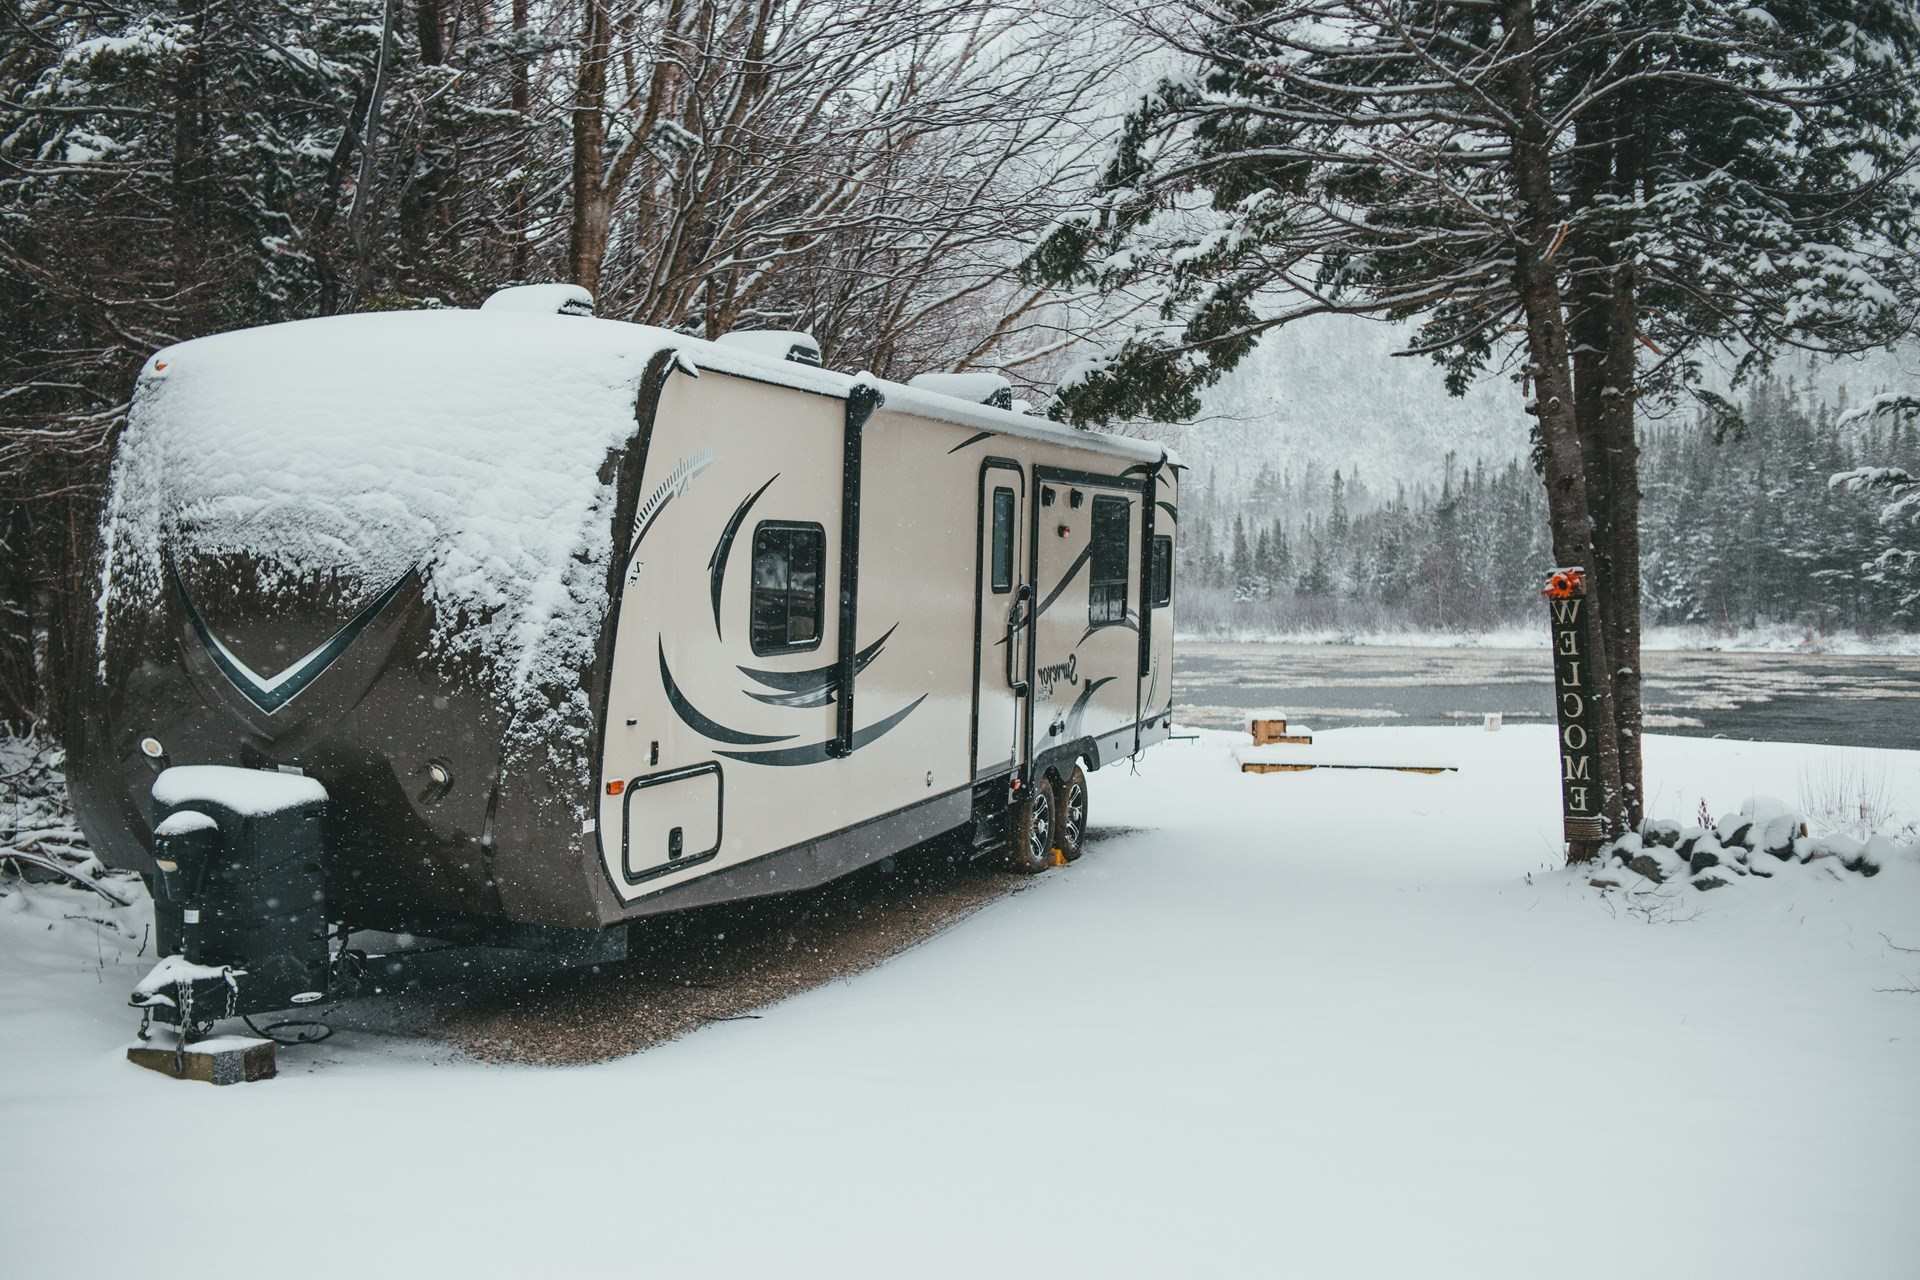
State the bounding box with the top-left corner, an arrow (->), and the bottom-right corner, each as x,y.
243,1014 -> 333,1045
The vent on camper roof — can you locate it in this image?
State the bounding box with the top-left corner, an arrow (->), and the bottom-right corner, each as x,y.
907,371 -> 1014,410
715,330 -> 822,367
480,284 -> 595,317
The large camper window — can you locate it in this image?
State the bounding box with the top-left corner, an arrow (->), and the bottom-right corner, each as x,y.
1151,534 -> 1173,607
751,522 -> 825,654
1089,495 -> 1130,624
991,487 -> 1015,593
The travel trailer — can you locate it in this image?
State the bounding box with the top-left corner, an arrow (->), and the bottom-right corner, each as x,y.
70,286 -> 1178,1030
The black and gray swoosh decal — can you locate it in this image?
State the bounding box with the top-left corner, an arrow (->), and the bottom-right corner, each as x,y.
738,623 -> 897,707
176,564 -> 416,716
1156,500 -> 1177,523
659,640 -> 794,745
1075,614 -> 1139,648
946,430 -> 994,454
709,474 -> 778,638
1034,543 -> 1093,620
715,694 -> 928,766
1064,675 -> 1118,742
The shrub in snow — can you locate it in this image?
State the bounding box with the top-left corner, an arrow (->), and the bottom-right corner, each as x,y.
0,729 -> 137,908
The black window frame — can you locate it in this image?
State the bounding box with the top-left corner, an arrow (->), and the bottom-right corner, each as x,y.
990,487 -> 1016,594
748,519 -> 827,656
1089,494 -> 1131,625
1150,533 -> 1173,608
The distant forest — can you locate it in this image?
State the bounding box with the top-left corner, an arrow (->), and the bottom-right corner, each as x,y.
1176,377 -> 1920,636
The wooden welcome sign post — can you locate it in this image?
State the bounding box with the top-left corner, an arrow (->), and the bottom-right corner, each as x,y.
1543,567 -> 1605,861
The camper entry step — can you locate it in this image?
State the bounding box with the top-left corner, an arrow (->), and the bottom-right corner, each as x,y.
1249,717 -> 1312,746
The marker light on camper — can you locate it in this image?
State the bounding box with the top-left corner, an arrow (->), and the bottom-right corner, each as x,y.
139,737 -> 164,759
606,779 -> 625,797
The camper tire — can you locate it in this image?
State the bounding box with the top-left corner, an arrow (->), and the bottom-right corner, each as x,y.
1004,776 -> 1061,874
1056,764 -> 1088,862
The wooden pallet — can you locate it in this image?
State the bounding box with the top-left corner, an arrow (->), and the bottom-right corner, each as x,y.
1235,745 -> 1457,776
1240,760 -> 1455,776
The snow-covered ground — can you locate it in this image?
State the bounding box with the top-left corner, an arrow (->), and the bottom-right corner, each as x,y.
5,726 -> 1919,1278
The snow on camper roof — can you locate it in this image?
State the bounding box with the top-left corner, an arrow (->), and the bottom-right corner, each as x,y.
97,307 -> 1169,752
97,309 -> 688,761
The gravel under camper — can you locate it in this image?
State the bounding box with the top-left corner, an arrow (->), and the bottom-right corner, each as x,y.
70,287 -> 1178,1034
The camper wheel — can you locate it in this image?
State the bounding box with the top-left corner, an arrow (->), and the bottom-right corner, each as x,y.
1004,776 -> 1060,874
1056,764 -> 1088,862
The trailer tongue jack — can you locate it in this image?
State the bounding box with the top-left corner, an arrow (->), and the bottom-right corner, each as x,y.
130,765 -> 628,1058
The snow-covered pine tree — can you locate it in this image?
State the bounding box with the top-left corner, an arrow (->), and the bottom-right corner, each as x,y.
1833,396 -> 1920,624
1230,513 -> 1253,599
1024,0 -> 1920,848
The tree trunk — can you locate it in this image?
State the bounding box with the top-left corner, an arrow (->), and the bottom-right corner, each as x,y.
345,0 -> 399,310
1503,0 -> 1624,858
1568,64 -> 1647,835
415,0 -> 445,65
510,0 -> 531,281
399,0 -> 451,275
310,76 -> 377,315
1601,87 -> 1646,832
569,0 -> 612,296
172,0 -> 211,335
0,502 -> 33,728
1603,261 -> 1644,831
1568,110 -> 1637,837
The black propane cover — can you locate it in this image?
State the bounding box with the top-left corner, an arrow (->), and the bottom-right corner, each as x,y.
151,783 -> 330,1016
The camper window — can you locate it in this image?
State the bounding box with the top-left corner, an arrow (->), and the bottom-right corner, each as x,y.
991,487 -> 1015,593
1151,534 -> 1173,607
750,522 -> 825,654
1089,496 -> 1130,624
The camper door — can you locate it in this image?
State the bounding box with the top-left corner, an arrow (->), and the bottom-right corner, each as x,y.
973,461 -> 1028,779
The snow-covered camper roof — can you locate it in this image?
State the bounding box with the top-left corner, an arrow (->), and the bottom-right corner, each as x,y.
97,308 -> 1170,743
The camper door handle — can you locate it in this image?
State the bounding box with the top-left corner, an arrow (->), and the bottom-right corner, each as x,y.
1006,584 -> 1032,695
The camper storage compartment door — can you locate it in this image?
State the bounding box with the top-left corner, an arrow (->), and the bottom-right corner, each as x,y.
621,762 -> 723,884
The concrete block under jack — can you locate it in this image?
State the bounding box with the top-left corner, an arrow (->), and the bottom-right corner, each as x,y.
127,1035 -> 276,1085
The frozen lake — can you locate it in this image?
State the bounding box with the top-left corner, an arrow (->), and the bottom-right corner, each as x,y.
1175,641 -> 1920,751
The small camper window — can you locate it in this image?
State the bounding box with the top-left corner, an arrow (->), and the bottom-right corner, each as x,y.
750,522 -> 825,654
1089,495 -> 1130,625
1151,534 -> 1173,607
990,487 -> 1015,593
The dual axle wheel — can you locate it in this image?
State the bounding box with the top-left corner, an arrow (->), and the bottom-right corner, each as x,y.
1004,763 -> 1088,874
